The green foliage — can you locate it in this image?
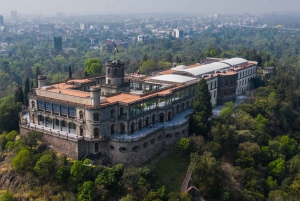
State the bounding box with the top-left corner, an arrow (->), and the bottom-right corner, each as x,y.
95,168 -> 117,189
207,141 -> 223,159
190,152 -> 222,198
266,176 -> 278,189
34,154 -> 54,179
70,160 -> 87,181
0,102 -> 22,133
175,138 -> 190,152
278,135 -> 297,157
5,130 -> 18,142
55,166 -> 70,183
139,60 -> 156,75
12,147 -> 31,173
267,158 -> 285,177
192,78 -> 213,135
119,194 -> 134,201
0,190 -> 14,201
77,181 -> 94,201
84,58 -> 102,76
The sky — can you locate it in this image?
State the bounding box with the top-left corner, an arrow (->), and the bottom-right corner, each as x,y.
0,0 -> 299,16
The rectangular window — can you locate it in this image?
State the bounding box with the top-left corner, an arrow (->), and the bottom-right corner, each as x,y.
108,79 -> 111,85
120,107 -> 124,115
214,91 -> 216,98
210,82 -> 213,90
53,104 -> 59,114
45,102 -> 51,112
214,81 -> 217,88
37,100 -> 44,110
225,80 -> 228,86
69,107 -> 76,117
61,105 -> 68,116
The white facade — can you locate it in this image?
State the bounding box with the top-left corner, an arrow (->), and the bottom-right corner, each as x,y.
236,65 -> 257,94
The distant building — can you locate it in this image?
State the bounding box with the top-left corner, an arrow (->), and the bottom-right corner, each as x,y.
175,29 -> 183,38
54,37 -> 62,51
39,24 -> 54,36
138,35 -> 149,42
0,15 -> 3,26
11,10 -> 17,19
80,23 -> 90,31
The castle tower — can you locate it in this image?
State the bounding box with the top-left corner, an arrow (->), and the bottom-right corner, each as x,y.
38,75 -> 47,88
105,60 -> 125,86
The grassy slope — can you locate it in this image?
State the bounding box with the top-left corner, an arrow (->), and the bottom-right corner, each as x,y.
153,152 -> 190,192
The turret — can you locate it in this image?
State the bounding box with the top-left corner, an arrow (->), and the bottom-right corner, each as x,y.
38,75 -> 47,88
105,60 -> 125,86
90,86 -> 101,106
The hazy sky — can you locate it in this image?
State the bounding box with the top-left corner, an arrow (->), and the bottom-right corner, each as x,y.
0,0 -> 299,16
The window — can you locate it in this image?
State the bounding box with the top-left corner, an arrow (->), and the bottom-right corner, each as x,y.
108,79 -> 111,85
61,105 -> 68,116
37,100 -> 44,110
95,143 -> 99,152
119,147 -> 127,153
110,109 -> 115,118
143,142 -> 148,148
107,68 -> 111,75
79,111 -> 84,119
224,90 -> 227,96
210,82 -> 213,90
120,107 -> 124,115
94,128 -> 99,138
93,113 -> 99,121
166,134 -> 172,139
130,122 -> 135,134
114,68 -> 118,76
214,91 -> 216,98
133,146 -> 139,152
69,107 -> 76,117
225,80 -> 228,86
215,81 -> 217,88
31,101 -> 35,108
45,102 -> 51,112
151,138 -> 155,144
111,124 -> 114,135
53,104 -> 59,114
109,145 -> 114,150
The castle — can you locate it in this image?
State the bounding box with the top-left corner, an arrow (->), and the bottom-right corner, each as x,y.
20,58 -> 257,166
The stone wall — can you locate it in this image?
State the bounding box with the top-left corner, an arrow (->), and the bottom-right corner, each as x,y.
20,126 -> 84,159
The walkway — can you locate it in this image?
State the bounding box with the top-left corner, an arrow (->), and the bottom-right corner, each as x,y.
180,165 -> 192,193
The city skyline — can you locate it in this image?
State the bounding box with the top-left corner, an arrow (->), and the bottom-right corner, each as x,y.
0,0 -> 299,16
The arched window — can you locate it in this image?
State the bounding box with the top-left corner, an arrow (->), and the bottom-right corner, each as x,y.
107,68 -> 111,75
94,128 -> 99,138
95,143 -> 99,152
80,126 -> 83,136
138,119 -> 142,130
93,113 -> 99,121
120,123 -> 125,134
152,114 -> 155,124
31,101 -> 35,108
79,111 -> 84,119
110,109 -> 115,118
145,117 -> 149,127
111,124 -> 114,135
168,111 -> 172,121
114,68 -> 118,76
159,113 -> 164,123
130,122 -> 135,134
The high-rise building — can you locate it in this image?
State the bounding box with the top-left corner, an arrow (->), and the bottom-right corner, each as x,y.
54,37 -> 62,51
0,15 -> 3,26
175,29 -> 184,38
11,10 -> 17,19
39,24 -> 54,36
80,23 -> 90,31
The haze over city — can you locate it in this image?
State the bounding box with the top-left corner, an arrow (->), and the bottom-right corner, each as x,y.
0,0 -> 300,16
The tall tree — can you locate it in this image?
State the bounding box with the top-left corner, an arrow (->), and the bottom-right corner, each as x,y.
192,78 -> 213,135
24,77 -> 30,107
84,58 -> 102,76
68,65 -> 72,79
14,86 -> 24,104
35,66 -> 41,87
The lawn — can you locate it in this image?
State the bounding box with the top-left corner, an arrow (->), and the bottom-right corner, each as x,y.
154,152 -> 190,192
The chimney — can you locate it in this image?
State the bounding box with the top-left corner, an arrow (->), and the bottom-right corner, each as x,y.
90,86 -> 101,106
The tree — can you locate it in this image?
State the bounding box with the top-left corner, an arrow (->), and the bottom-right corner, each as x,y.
12,148 -> 31,173
192,78 -> 213,135
84,58 -> 102,76
267,158 -> 285,177
5,130 -> 18,142
70,160 -> 87,181
24,77 -> 30,107
14,86 -> 24,104
119,194 -> 134,201
0,103 -> 22,133
34,154 -> 54,179
142,53 -> 148,61
139,60 -> 156,75
175,138 -> 190,152
78,181 -> 94,201
35,66 -> 40,87
0,190 -> 13,201
68,65 -> 73,79
190,152 -> 222,198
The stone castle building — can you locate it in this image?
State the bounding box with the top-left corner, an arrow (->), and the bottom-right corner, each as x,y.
20,58 -> 257,166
